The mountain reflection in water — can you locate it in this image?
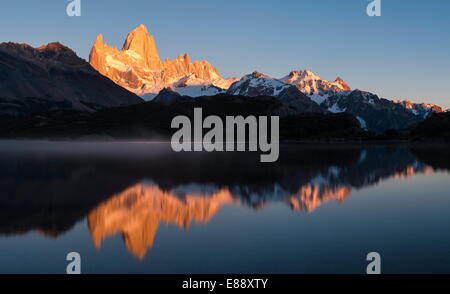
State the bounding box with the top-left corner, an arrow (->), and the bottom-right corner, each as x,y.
0,141 -> 447,261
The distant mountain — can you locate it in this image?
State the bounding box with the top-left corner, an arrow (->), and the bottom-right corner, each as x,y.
89,24 -> 236,99
227,72 -> 291,97
317,91 -> 445,132
393,100 -> 444,120
225,72 -> 324,113
321,90 -> 421,133
225,70 -> 448,132
0,42 -> 143,116
224,71 -> 446,132
279,70 -> 351,104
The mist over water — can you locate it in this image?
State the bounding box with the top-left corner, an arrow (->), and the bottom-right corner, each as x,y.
0,140 -> 450,273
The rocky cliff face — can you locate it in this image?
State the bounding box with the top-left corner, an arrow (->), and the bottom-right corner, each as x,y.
89,25 -> 234,99
0,42 -> 143,116
121,24 -> 162,70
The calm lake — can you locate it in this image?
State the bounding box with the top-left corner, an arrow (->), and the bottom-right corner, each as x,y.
0,140 -> 449,274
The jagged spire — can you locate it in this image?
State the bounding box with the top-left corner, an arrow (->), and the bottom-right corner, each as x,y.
94,34 -> 104,47
122,24 -> 162,70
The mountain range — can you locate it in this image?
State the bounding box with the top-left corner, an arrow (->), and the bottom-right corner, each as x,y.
86,24 -> 449,132
0,24 -> 447,134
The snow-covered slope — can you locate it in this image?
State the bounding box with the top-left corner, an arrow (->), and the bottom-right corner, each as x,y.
226,72 -> 291,97
169,75 -> 226,97
280,70 -> 351,96
225,72 -> 324,113
226,69 -> 351,104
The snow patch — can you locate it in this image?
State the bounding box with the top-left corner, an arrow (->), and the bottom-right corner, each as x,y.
175,85 -> 224,97
356,116 -> 367,130
309,94 -> 329,105
328,103 -> 346,113
105,55 -> 132,72
124,50 -> 142,60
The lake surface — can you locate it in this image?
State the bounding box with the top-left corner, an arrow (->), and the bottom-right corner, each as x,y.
0,140 -> 450,274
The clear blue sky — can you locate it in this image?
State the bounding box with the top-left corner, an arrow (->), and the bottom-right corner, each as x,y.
1,0 -> 449,108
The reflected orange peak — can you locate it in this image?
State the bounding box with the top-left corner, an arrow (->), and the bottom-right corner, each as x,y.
88,184 -> 235,259
288,185 -> 352,212
87,182 -> 355,259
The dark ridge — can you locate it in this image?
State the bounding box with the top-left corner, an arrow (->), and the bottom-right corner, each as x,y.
410,112 -> 450,142
0,94 -> 370,140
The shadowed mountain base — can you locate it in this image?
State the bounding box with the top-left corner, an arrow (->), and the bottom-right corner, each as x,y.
0,94 -> 370,141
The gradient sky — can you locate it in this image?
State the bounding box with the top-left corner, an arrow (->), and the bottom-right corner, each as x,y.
1,0 -> 449,108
